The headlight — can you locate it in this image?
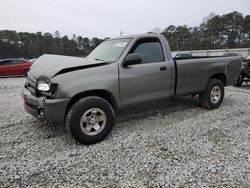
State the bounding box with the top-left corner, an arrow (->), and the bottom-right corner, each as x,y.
37,77 -> 51,96
37,83 -> 50,92
37,77 -> 58,96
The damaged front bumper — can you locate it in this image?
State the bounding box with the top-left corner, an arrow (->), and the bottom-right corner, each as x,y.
22,88 -> 69,122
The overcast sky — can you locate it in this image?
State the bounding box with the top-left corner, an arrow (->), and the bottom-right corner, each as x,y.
1,0 -> 249,38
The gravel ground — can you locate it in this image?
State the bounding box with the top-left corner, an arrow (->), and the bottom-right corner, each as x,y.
0,77 -> 249,187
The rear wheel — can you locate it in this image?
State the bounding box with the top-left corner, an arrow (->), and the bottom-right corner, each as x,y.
199,79 -> 224,109
66,96 -> 115,145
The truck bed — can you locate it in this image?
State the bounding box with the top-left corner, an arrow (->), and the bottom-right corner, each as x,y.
174,56 -> 242,96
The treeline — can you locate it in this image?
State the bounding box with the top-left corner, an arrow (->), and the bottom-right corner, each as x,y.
0,11 -> 249,59
162,11 -> 250,51
0,31 -> 106,59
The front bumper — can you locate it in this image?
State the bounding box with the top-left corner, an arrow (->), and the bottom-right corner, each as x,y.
22,88 -> 70,122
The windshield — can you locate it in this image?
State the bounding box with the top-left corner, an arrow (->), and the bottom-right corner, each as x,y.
87,38 -> 131,62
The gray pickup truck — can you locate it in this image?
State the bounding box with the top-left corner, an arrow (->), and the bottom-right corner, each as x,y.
22,33 -> 242,144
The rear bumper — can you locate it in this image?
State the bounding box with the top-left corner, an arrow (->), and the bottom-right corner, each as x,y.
22,88 -> 70,122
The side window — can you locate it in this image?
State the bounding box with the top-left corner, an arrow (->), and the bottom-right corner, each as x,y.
131,38 -> 164,63
10,60 -> 22,65
0,60 -> 10,65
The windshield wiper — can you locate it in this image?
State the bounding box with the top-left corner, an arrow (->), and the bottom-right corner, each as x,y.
94,58 -> 105,61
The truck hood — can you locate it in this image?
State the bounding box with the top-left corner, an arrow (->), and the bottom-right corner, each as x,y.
29,54 -> 109,79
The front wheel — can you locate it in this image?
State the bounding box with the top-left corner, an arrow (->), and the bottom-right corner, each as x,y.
199,79 -> 224,109
66,96 -> 115,145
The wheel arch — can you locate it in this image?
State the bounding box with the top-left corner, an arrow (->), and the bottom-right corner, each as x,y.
210,73 -> 227,86
65,89 -> 118,120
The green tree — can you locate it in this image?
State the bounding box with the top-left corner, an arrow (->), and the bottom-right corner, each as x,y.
0,11 -> 249,59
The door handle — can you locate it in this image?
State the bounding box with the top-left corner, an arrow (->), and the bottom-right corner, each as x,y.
160,66 -> 167,71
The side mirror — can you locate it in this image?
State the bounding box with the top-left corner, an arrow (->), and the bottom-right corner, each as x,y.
123,53 -> 142,67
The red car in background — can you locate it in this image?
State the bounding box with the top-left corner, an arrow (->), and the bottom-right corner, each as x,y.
0,59 -> 32,76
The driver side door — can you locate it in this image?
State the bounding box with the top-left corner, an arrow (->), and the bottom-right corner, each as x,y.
119,37 -> 172,107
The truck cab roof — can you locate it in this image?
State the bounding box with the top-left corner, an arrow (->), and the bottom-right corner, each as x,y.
111,33 -> 164,40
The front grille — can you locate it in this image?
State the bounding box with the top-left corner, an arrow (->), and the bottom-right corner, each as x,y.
25,74 -> 37,96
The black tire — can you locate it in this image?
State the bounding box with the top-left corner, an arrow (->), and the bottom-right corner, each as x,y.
66,96 -> 115,145
23,69 -> 29,77
199,79 -> 224,110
